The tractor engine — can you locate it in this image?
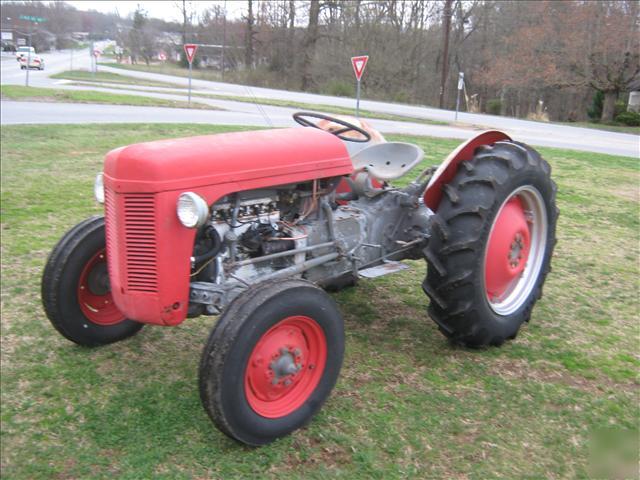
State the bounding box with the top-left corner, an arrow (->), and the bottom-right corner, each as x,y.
188,176 -> 432,316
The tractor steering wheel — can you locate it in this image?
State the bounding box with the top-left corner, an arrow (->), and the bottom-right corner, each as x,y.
293,112 -> 372,143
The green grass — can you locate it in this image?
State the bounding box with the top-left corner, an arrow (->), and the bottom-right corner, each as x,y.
559,121 -> 640,135
103,61 -> 223,81
50,69 -> 183,88
1,124 -> 638,479
0,85 -> 218,110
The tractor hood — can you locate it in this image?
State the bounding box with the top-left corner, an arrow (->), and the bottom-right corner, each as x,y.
103,127 -> 353,194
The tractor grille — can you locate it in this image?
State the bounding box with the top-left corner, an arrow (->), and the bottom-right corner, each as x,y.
105,188 -> 158,293
123,194 -> 158,293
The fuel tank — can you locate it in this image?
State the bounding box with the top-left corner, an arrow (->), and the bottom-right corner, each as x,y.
104,127 -> 353,193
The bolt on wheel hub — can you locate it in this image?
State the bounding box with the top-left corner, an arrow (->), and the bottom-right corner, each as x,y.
269,348 -> 302,385
508,233 -> 525,268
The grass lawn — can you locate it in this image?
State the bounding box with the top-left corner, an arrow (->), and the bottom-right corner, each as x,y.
1,124 -> 638,479
103,61 -> 223,81
0,85 -> 217,110
559,121 -> 640,135
50,70 -> 183,88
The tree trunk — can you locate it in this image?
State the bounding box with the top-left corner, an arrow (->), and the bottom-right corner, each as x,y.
181,0 -> 187,45
245,0 -> 255,69
301,0 -> 320,91
439,0 -> 453,109
600,90 -> 617,123
286,0 -> 295,69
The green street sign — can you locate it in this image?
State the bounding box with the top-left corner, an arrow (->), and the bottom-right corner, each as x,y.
19,15 -> 47,23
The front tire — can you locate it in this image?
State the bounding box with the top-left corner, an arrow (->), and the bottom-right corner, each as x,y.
199,279 -> 345,446
423,141 -> 558,347
41,216 -> 143,347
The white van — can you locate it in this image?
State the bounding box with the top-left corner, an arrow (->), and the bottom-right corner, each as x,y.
16,46 -> 36,61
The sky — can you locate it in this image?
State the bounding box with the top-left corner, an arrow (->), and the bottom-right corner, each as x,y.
65,1 -> 248,22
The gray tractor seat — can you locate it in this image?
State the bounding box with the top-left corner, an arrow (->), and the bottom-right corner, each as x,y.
350,142 -> 425,181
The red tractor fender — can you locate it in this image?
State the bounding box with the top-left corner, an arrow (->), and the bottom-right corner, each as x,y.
424,130 -> 511,211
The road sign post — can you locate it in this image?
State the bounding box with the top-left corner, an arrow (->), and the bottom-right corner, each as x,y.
19,15 -> 47,87
93,49 -> 101,74
90,42 -> 94,75
184,44 -> 198,106
351,55 -> 369,118
25,29 -> 31,86
455,72 -> 464,122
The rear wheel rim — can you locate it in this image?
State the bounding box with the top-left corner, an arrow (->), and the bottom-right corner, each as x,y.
484,186 -> 548,315
77,248 -> 125,326
245,315 -> 327,418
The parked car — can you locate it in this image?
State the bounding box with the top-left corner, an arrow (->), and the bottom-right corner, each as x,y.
15,46 -> 35,61
19,55 -> 44,70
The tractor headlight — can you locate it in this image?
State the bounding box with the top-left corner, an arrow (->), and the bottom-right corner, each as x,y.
177,192 -> 209,228
94,173 -> 105,204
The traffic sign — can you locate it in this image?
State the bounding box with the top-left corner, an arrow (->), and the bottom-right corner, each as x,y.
184,44 -> 198,64
19,15 -> 47,23
351,55 -> 369,81
183,44 -> 198,106
351,55 -> 369,118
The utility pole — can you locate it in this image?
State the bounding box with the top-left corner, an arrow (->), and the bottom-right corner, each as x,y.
438,0 -> 452,110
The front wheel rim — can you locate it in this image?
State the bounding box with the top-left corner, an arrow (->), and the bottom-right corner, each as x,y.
244,316 -> 327,418
484,186 -> 548,316
77,248 -> 126,326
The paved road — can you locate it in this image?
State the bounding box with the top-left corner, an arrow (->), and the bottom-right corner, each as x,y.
1,49 -> 638,158
3,99 -> 638,157
0,100 -> 488,142
1,48 -> 93,86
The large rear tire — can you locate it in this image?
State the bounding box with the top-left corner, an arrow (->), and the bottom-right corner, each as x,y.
199,279 -> 344,446
423,141 -> 558,347
41,216 -> 143,347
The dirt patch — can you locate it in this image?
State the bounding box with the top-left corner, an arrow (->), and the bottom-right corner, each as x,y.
487,358 -> 638,394
613,185 -> 640,202
280,435 -> 353,471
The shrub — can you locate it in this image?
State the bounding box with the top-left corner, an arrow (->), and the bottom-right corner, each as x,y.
588,90 -> 604,120
323,80 -> 355,97
588,92 -> 627,120
615,100 -> 627,117
392,90 -> 411,104
614,111 -> 640,127
486,98 -> 502,115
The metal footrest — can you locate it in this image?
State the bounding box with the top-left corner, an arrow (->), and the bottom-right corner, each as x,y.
358,260 -> 410,279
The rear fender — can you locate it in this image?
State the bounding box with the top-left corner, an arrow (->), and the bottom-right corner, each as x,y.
424,130 -> 511,211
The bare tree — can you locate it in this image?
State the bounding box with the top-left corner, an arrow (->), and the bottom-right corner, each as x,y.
439,0 -> 453,109
301,0 -> 321,90
245,0 -> 255,68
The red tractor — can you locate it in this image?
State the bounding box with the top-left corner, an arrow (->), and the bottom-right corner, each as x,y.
42,113 -> 558,445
